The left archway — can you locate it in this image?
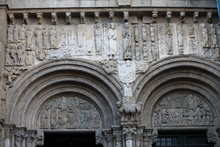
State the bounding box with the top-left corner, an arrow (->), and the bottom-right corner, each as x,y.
5,59 -> 123,130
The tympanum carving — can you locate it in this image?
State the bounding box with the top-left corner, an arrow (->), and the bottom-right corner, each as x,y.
152,92 -> 216,127
37,96 -> 102,129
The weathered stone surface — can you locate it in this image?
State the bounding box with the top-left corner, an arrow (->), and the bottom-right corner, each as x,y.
1,1 -> 220,146
152,92 -> 216,127
38,96 -> 102,129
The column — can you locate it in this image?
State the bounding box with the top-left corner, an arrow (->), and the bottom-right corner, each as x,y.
112,127 -> 122,147
123,126 -> 136,147
143,129 -> 158,147
135,127 -> 144,147
3,124 -> 15,147
14,128 -> 26,147
26,130 -> 36,147
143,129 -> 152,147
103,129 -> 114,147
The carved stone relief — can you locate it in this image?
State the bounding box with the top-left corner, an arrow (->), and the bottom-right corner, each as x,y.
152,92 -> 216,127
37,96 -> 102,129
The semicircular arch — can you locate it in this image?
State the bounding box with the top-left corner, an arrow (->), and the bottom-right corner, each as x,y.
134,56 -> 220,127
6,59 -> 123,130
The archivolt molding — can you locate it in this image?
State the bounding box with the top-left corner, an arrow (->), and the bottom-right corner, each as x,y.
134,56 -> 220,127
5,59 -> 123,129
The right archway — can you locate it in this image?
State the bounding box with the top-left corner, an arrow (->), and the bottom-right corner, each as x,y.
134,55 -> 220,145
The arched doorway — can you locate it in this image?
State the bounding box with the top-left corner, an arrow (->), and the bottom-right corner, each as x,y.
4,59 -> 123,147
134,56 -> 220,147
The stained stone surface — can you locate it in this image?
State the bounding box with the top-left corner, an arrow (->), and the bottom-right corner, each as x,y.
4,0 -> 217,8
38,96 -> 102,129
152,91 -> 216,127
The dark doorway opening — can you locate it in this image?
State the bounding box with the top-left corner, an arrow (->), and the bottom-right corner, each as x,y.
153,130 -> 213,147
42,132 -> 103,147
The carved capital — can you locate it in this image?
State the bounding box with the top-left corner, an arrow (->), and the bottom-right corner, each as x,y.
109,12 -> 114,22
117,101 -> 142,125
37,13 -> 43,25
123,126 -> 136,140
152,11 -> 158,23
14,128 -> 26,142
26,130 -> 36,143
207,128 -> 217,144
8,13 -> 15,25
35,133 -> 44,147
193,12 -> 199,23
23,13 -> 29,24
112,127 -> 122,141
66,12 -> 71,24
80,12 -> 85,24
103,129 -> 113,143
166,11 -> 172,23
94,12 -> 100,23
3,124 -> 15,138
207,12 -> 212,23
143,129 -> 158,144
123,11 -> 129,22
180,11 -> 185,23
51,12 -> 57,25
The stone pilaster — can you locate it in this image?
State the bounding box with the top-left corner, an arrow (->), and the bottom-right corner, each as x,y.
0,6 -> 7,147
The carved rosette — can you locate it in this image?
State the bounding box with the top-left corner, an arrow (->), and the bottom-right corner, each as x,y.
152,92 -> 216,127
37,96 -> 102,129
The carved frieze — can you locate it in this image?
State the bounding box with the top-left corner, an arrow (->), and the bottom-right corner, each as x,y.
38,96 -> 102,129
152,92 -> 216,127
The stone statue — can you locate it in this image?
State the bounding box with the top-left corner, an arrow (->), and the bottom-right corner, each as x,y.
123,22 -> 132,60
108,23 -> 117,59
35,27 -> 43,50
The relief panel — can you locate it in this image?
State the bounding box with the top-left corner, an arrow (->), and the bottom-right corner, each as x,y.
37,96 -> 102,129
152,92 -> 216,127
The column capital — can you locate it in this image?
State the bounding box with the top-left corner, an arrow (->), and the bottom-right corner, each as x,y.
123,126 -> 136,140
103,129 -> 114,143
14,127 -> 26,142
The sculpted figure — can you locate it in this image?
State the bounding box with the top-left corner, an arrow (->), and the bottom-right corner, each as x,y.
165,24 -> 173,55
19,25 -> 26,40
94,24 -> 102,55
26,27 -> 33,51
35,27 -> 43,50
50,26 -> 59,49
123,22 -> 132,60
108,23 -> 117,59
8,25 -> 14,42
42,27 -> 50,49
200,23 -> 209,48
25,51 -> 34,66
14,25 -> 19,42
210,24 -> 217,48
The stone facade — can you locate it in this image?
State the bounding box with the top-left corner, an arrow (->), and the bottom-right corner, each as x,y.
0,0 -> 220,147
